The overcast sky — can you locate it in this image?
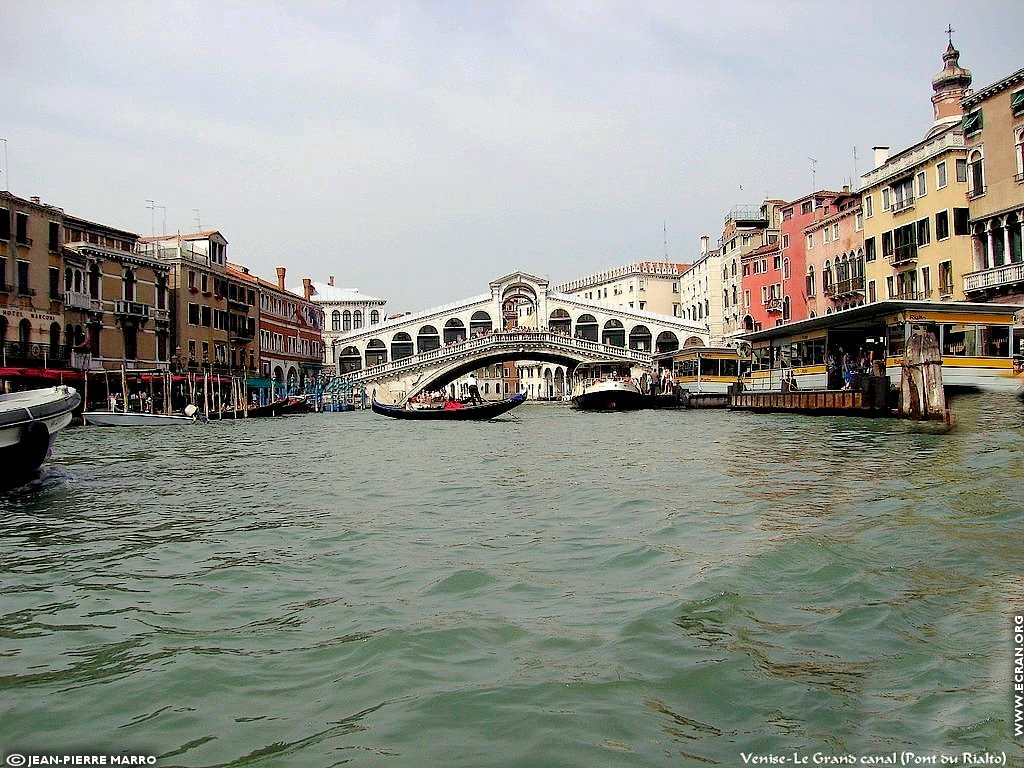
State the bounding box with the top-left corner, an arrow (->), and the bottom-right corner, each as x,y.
4,1 -> 1022,311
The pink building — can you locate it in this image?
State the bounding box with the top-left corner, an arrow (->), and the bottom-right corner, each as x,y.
804,190 -> 866,316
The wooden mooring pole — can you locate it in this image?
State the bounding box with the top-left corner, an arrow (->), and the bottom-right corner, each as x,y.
900,326 -> 952,425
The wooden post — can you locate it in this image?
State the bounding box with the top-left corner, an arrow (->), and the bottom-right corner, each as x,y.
83,370 -> 89,412
121,364 -> 129,413
203,371 -> 210,420
900,326 -> 948,421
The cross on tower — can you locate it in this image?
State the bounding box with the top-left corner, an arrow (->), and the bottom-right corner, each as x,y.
946,24 -> 955,44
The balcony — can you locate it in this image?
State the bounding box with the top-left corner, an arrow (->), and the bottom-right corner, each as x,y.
963,262 -> 1024,294
895,289 -> 932,301
887,244 -> 918,266
152,308 -> 170,322
763,297 -> 783,313
824,276 -> 866,298
891,196 -> 915,214
967,185 -> 987,199
114,300 -> 151,318
64,290 -> 92,310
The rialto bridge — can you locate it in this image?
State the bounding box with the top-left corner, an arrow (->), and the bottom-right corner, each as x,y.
327,271 -> 709,404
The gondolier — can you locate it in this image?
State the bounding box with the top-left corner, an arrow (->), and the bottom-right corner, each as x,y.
467,372 -> 482,405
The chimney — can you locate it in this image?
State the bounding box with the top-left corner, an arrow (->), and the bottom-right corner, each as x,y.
329,275 -> 335,287
276,266 -> 286,290
302,278 -> 312,300
30,196 -> 40,204
842,185 -> 850,194
873,146 -> 890,168
700,235 -> 710,255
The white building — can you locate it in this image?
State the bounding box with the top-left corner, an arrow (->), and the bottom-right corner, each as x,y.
301,276 -> 387,370
555,261 -> 689,317
678,236 -> 725,344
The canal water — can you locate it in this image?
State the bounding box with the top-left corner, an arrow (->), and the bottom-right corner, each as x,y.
1,395 -> 1021,767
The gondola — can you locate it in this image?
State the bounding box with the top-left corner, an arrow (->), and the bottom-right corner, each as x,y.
371,393 -> 526,420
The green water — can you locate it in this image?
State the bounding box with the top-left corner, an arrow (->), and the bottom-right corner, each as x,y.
1,396 -> 1022,767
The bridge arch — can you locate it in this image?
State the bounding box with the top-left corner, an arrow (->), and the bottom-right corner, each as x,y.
602,319 -> 625,347
338,345 -> 361,373
656,331 -> 680,353
392,332 -> 414,360
576,314 -> 598,341
629,324 -> 652,352
417,325 -> 440,353
366,338 -> 387,366
549,308 -> 571,335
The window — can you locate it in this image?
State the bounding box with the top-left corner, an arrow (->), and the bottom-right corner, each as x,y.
886,275 -> 895,299
917,217 -> 930,247
856,212 -> 863,231
956,158 -> 967,183
48,222 -> 59,252
806,267 -> 815,297
806,233 -> 813,250
49,267 -> 60,300
892,178 -> 913,210
882,231 -> 894,258
953,208 -> 970,236
921,265 -> 931,297
865,237 -> 876,262
801,200 -> 813,215
782,234 -> 790,249
916,171 -> 926,197
936,161 -> 947,189
17,261 -> 29,294
1012,89 -> 1024,116
0,208 -> 8,239
938,261 -> 954,296
833,223 -> 840,240
962,109 -> 982,135
868,280 -> 876,303
744,290 -> 751,306
936,210 -> 950,240
15,212 -> 28,244
201,306 -> 212,327
1017,129 -> 1024,181
864,195 -> 873,218
783,208 -> 793,221
783,258 -> 790,279
188,303 -> 200,325
968,150 -> 984,196
882,188 -> 891,210
823,228 -> 831,244
772,255 -> 781,270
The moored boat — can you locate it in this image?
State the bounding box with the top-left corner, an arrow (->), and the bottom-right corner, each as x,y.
570,364 -> 645,411
82,408 -> 199,426
372,393 -> 526,420
0,385 -> 81,483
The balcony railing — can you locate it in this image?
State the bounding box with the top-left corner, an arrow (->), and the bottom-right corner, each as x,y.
114,300 -> 151,318
967,185 -> 987,199
939,281 -> 955,297
64,290 -> 91,310
825,276 -> 866,297
152,308 -> 170,322
963,262 -> 1024,293
1016,173 -> 1024,184
891,196 -> 915,214
0,342 -> 71,368
895,289 -> 932,301
887,244 -> 918,266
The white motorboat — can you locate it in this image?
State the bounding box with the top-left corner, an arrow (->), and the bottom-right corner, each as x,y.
83,404 -> 201,426
570,364 -> 645,411
0,385 -> 81,483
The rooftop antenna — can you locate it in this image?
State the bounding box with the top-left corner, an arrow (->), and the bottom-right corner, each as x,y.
0,138 -> 8,191
808,156 -> 818,192
145,200 -> 157,237
193,209 -> 202,232
157,204 -> 167,236
663,222 -> 669,260
853,146 -> 859,187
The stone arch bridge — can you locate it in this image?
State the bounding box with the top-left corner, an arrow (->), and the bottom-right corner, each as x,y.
328,271 -> 709,404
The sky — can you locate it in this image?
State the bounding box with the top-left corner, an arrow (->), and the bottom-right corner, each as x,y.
3,1 -> 1022,312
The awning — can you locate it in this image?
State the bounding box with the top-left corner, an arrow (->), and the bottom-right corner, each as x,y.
1012,89 -> 1024,112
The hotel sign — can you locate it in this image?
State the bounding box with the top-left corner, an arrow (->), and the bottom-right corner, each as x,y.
0,307 -> 60,323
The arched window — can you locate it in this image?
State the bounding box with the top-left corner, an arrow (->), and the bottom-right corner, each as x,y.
123,268 -> 136,301
806,266 -> 815,297
353,310 -> 363,329
331,310 -> 341,331
342,310 -> 352,331
1016,128 -> 1024,182
370,310 -> 380,324
968,148 -> 985,197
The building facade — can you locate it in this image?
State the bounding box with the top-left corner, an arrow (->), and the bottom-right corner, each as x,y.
63,215 -> 171,372
804,191 -> 865,316
250,266 -> 325,392
718,202 -> 783,338
555,261 -> 690,317
313,277 -> 388,372
139,231 -> 258,375
861,41 -> 975,307
677,236 -> 725,343
960,66 -> 1024,314
0,193 -> 66,371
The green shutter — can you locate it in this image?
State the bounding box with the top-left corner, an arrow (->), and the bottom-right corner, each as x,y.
962,110 -> 983,133
1011,90 -> 1024,112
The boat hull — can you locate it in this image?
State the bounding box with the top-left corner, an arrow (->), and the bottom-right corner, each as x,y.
0,385 -> 81,483
83,411 -> 195,426
570,380 -> 645,411
372,394 -> 526,420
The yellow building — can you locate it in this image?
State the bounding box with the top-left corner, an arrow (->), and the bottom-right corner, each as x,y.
0,193 -> 65,368
861,41 -> 974,306
63,215 -> 171,371
960,66 -> 1024,310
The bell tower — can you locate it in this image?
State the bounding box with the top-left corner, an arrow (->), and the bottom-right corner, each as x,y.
929,28 -> 972,134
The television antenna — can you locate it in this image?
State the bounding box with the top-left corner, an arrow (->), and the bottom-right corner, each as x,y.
808,156 -> 818,192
